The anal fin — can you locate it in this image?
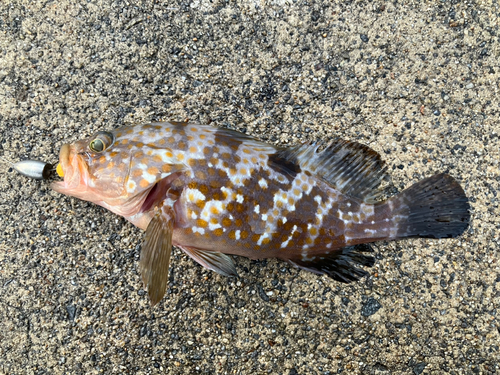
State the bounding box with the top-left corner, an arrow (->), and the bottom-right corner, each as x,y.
288,244 -> 375,283
179,246 -> 238,277
140,206 -> 174,306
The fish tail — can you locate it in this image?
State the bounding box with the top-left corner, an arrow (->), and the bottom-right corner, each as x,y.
287,174 -> 469,284
389,173 -> 470,239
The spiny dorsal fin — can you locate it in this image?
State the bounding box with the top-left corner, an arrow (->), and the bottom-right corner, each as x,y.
212,125 -> 279,151
273,139 -> 393,203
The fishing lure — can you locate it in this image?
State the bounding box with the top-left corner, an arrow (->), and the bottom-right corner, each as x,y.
2,158 -> 52,180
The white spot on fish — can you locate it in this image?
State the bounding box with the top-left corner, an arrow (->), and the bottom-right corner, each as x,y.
254,205 -> 260,214
201,200 -> 225,220
186,188 -> 206,203
258,178 -> 268,189
257,232 -> 271,246
126,180 -> 136,193
142,168 -> 157,183
192,226 -> 205,235
209,222 -> 222,231
281,224 -> 299,249
235,230 -> 241,240
221,186 -> 232,199
152,149 -> 171,163
360,204 -> 374,216
261,214 -> 268,221
236,194 -> 244,203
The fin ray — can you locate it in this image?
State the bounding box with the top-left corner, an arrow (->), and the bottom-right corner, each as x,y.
273,139 -> 393,203
140,206 -> 174,306
288,244 -> 375,283
179,246 -> 238,277
390,173 -> 470,239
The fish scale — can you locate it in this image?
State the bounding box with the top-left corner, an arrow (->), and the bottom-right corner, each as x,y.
174,138 -> 342,257
52,121 -> 470,305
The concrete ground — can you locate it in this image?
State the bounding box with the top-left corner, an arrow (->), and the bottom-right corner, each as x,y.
0,0 -> 499,374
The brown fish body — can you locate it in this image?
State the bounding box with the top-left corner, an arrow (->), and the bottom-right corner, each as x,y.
172,161 -> 385,260
52,122 -> 470,304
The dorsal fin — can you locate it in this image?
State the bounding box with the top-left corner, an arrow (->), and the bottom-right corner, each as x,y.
212,126 -> 279,151
273,139 -> 393,203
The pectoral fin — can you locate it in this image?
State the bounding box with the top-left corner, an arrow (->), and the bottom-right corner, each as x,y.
179,246 -> 238,277
140,206 -> 174,306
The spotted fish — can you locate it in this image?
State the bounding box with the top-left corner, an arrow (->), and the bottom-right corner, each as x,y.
52,122 -> 470,305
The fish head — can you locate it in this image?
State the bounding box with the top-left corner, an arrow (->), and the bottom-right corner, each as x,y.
51,125 -> 180,217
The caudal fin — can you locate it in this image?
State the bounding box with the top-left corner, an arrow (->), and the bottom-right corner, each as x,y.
391,173 -> 470,239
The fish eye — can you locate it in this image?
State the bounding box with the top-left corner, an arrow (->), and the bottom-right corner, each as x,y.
90,139 -> 105,152
89,131 -> 114,153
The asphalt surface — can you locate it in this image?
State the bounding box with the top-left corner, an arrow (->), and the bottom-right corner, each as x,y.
0,1 -> 499,374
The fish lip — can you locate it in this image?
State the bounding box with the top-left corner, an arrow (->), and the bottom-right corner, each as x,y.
51,143 -> 89,192
59,143 -> 71,172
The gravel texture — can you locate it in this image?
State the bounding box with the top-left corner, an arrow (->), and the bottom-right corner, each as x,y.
1,1 -> 499,374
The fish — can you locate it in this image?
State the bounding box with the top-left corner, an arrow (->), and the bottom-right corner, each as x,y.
52,121 -> 470,305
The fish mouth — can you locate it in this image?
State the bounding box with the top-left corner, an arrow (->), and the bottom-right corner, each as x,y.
50,144 -> 90,194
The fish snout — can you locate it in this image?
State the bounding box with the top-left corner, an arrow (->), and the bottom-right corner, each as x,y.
52,143 -> 88,191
